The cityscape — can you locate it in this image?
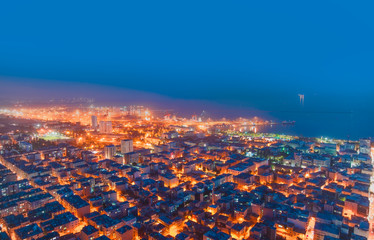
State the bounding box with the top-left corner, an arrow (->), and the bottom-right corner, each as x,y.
0,103 -> 372,240
1,1 -> 373,240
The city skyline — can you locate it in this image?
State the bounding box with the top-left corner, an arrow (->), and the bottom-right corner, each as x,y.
0,102 -> 373,240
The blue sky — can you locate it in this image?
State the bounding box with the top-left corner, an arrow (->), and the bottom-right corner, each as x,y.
0,0 -> 373,113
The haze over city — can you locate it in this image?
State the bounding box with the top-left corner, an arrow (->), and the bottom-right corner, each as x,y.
1,1 -> 374,112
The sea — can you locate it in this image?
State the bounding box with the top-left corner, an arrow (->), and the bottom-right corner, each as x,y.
255,111 -> 373,140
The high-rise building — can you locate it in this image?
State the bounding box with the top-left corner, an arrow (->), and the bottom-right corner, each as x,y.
359,138 -> 371,155
91,115 -> 98,130
137,106 -> 144,117
340,142 -> 355,152
99,121 -> 112,134
129,106 -> 136,116
104,145 -> 116,159
121,139 -> 133,154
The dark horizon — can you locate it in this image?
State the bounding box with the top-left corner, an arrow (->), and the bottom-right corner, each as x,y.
1,1 -> 374,114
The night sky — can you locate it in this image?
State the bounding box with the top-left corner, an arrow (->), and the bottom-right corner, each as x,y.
0,1 -> 373,113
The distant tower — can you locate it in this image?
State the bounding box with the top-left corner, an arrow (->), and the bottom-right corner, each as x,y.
164,113 -> 171,121
298,94 -> 305,106
192,114 -> 198,122
91,115 -> 98,130
201,110 -> 209,121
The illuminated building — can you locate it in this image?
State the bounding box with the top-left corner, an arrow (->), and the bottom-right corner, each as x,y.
91,115 -> 98,130
313,222 -> 340,240
159,173 -> 179,188
343,194 -> 369,218
99,121 -> 112,134
62,195 -> 90,219
89,214 -> 125,239
121,139 -> 133,154
115,225 -> 134,240
39,212 -> 79,234
80,225 -> 99,240
19,141 -> 33,152
104,145 -> 116,159
203,229 -> 231,240
359,138 -> 371,155
14,223 -> 43,240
